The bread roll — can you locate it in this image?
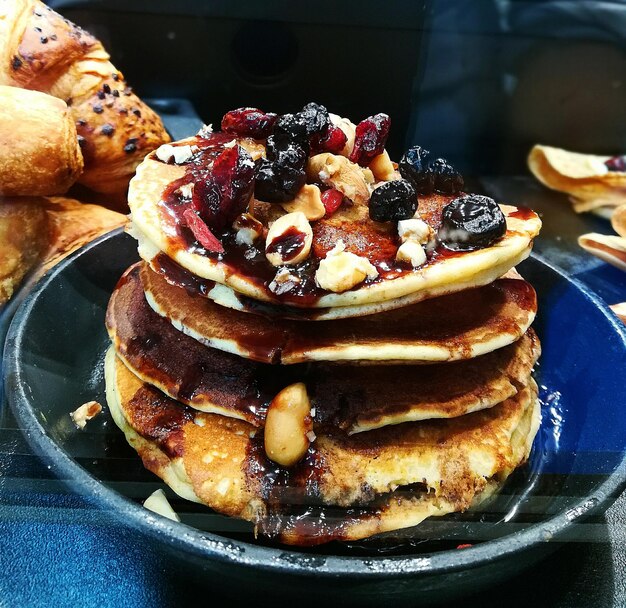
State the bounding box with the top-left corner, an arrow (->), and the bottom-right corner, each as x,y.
0,0 -> 170,194
0,85 -> 83,196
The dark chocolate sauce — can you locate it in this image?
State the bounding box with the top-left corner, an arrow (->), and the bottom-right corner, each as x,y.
152,253 -> 216,296
509,207 -> 535,221
265,227 -> 307,262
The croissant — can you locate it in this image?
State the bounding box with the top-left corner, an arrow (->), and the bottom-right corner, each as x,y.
0,0 -> 170,194
0,85 -> 83,196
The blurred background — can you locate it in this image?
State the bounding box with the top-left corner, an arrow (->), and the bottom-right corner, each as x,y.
46,0 -> 626,174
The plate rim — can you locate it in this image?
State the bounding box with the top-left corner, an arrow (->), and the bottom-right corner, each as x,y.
4,229 -> 626,579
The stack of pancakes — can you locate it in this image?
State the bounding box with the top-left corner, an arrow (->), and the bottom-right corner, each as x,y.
105,132 -> 542,546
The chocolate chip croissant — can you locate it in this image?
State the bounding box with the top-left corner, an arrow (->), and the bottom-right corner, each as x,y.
0,0 -> 170,194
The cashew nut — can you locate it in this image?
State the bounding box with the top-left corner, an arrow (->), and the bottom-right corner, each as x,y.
281,184 -> 325,220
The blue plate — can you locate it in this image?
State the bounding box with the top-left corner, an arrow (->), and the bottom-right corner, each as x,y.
3,229 -> 626,604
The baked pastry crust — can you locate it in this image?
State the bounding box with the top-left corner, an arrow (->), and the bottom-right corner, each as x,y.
0,0 -> 170,194
0,85 -> 83,196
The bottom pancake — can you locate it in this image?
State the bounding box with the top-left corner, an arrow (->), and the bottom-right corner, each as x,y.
105,347 -> 540,545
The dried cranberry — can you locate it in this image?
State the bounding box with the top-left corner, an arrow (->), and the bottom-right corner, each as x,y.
265,135 -> 307,170
399,146 -> 435,194
321,188 -> 344,216
254,158 -> 306,203
182,208 -> 224,253
428,158 -> 464,194
349,113 -> 391,167
368,179 -> 417,222
438,194 -> 505,251
221,107 -> 277,139
606,155 -> 626,172
312,125 -> 347,154
192,146 -> 255,230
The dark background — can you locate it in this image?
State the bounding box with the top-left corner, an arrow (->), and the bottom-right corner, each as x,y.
47,0 -> 626,175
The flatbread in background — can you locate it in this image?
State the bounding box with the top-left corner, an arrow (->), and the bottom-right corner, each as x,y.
0,196 -> 126,308
578,233 -> 626,272
528,145 -> 626,212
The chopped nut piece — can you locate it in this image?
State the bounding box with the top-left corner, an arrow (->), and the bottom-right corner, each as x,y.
264,383 -> 313,467
397,218 -> 435,245
177,182 -> 194,199
70,401 -> 102,430
281,184 -> 325,220
396,240 -> 427,267
269,267 -> 301,295
233,213 -> 263,246
369,150 -> 396,181
315,240 -> 378,293
155,144 -> 194,164
306,153 -> 370,206
265,212 -> 313,266
143,489 -> 181,522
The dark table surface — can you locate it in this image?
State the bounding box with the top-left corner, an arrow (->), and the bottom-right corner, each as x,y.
2,169 -> 626,607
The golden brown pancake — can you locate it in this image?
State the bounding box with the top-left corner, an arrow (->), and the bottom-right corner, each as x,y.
106,264 -> 540,431
105,347 -> 540,545
140,261 -> 537,364
128,134 -> 541,311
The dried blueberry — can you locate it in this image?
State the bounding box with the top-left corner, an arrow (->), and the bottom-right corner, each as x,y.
254,158 -> 306,203
368,179 -> 417,222
438,194 -> 506,251
265,135 -> 307,171
299,102 -> 331,137
428,158 -> 464,194
606,155 -> 626,172
399,146 -> 435,194
273,113 -> 310,143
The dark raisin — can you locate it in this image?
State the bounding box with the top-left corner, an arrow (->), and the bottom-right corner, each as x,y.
299,102 -> 330,137
254,158 -> 306,203
40,36 -> 48,44
606,155 -> 626,172
221,107 -> 277,139
349,113 -> 391,166
123,87 -> 133,96
428,158 -> 464,194
123,138 -> 138,153
102,83 -> 111,94
101,123 -> 115,136
368,179 -> 417,222
273,113 -> 309,143
438,194 -> 506,251
50,34 -> 57,41
34,26 -> 42,32
112,73 -> 120,81
97,90 -> 105,100
399,146 -> 435,194
11,56 -> 22,70
265,136 -> 307,170
132,108 -> 141,117
112,89 -> 120,97
193,146 -> 255,230
93,103 -> 103,114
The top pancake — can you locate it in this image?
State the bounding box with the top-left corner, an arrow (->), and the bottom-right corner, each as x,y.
128,134 -> 541,311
